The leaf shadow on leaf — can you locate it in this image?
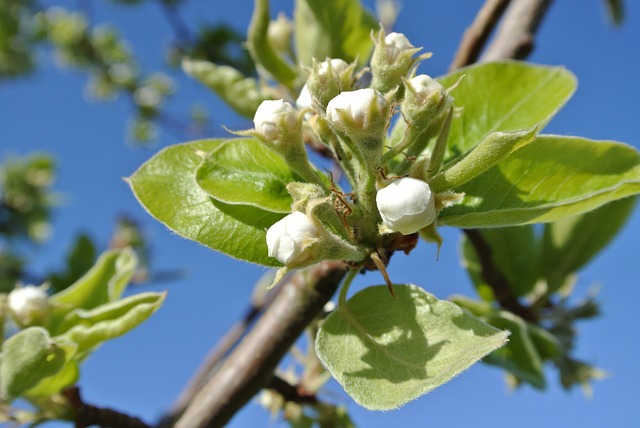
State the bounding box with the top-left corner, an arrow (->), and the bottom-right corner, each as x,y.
325,286 -> 448,384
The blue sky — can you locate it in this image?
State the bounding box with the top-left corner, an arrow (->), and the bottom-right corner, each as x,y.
2,1 -> 640,427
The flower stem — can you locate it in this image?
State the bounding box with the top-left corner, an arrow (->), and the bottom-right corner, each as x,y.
338,267 -> 359,306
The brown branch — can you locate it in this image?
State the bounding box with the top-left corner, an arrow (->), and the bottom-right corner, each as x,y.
63,387 -> 150,428
266,375 -> 319,405
481,0 -> 553,61
450,0 -> 512,70
173,261 -> 349,428
463,230 -> 538,322
163,283 -> 284,423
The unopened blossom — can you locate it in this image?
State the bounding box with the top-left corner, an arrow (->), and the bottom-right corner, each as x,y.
383,32 -> 414,63
253,99 -> 298,141
376,177 -> 436,235
266,211 -> 319,265
7,285 -> 50,326
326,88 -> 387,138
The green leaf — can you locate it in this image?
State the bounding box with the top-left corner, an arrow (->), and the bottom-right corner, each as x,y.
483,312 -> 546,389
196,139 -> 299,213
247,0 -> 298,88
128,139 -> 285,267
25,359 -> 79,398
55,292 -> 165,355
294,0 -> 377,67
315,285 -> 508,410
49,248 -> 137,329
461,226 -> 540,297
541,196 -> 636,292
439,135 -> 640,228
48,233 -> 97,293
430,127 -> 537,192
182,59 -> 267,118
438,62 -> 576,162
0,328 -> 66,401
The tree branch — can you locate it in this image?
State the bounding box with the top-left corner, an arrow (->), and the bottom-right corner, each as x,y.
450,0 -> 512,70
172,261 -> 349,428
481,0 -> 553,61
463,230 -> 538,322
164,283 -> 284,422
63,387 -> 150,428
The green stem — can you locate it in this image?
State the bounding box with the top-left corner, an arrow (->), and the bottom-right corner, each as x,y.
338,268 -> 359,306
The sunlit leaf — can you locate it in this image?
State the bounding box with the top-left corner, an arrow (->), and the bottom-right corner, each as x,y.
196,139 -> 299,213
439,136 -> 640,228
0,328 -> 66,401
48,248 -> 136,329
438,62 -> 577,162
316,285 -> 508,410
294,0 -> 377,66
55,292 -> 165,356
128,139 -> 285,267
541,197 -> 636,292
183,59 -> 267,118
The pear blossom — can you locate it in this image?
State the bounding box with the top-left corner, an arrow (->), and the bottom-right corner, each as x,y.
266,211 -> 319,265
7,285 -> 50,326
326,88 -> 386,134
253,99 -> 298,141
376,177 -> 436,235
383,32 -> 415,63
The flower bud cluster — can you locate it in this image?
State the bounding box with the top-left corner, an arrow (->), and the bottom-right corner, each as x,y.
257,30 -> 455,271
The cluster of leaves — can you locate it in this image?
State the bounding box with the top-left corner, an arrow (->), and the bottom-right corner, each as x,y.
0,152 -> 159,424
130,0 -> 640,419
0,249 -> 164,425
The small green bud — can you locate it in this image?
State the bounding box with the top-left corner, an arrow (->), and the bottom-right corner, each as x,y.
303,58 -> 355,111
401,74 -> 452,130
267,12 -> 293,54
370,30 -> 427,94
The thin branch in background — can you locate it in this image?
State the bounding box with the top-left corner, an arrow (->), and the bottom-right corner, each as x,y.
481,0 -> 553,61
62,387 -> 150,428
156,0 -> 194,46
164,281 -> 285,423
450,0 -> 512,70
266,375 -> 319,405
463,230 -> 538,322
173,261 -> 349,428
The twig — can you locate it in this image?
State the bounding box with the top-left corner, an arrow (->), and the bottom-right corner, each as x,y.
63,387 -> 150,428
173,261 -> 349,428
162,283 -> 284,424
266,375 -> 319,405
463,230 -> 538,322
450,0 -> 512,70
481,0 -> 553,61
156,0 -> 194,46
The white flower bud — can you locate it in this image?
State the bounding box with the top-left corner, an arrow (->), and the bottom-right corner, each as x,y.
266,211 -> 319,265
384,32 -> 414,63
407,74 -> 446,104
296,84 -> 312,109
326,88 -> 386,137
376,177 -> 436,235
7,285 -> 50,326
253,99 -> 298,141
318,58 -> 349,75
